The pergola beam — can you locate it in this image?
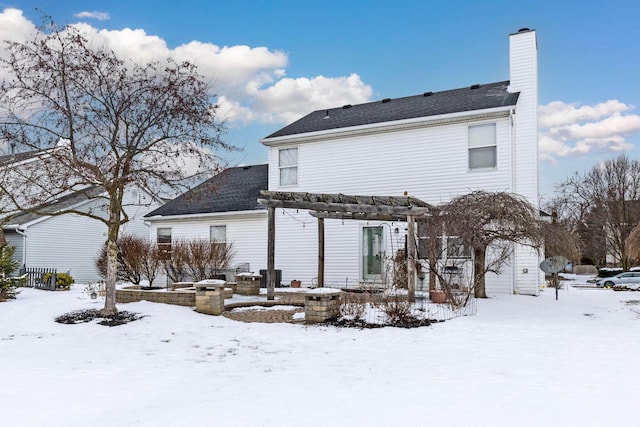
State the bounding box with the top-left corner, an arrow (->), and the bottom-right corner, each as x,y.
259,199 -> 428,217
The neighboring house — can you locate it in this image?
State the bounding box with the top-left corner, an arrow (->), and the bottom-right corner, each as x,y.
0,149 -> 57,215
1,150 -> 162,283
147,28 -> 542,295
144,164 -> 269,284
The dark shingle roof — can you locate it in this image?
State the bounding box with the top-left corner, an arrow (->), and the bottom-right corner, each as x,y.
3,185 -> 106,226
265,81 -> 519,139
145,164 -> 268,217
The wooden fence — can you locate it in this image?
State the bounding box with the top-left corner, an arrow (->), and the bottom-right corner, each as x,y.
18,267 -> 57,290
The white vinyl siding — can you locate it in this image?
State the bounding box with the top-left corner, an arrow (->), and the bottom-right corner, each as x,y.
268,120 -> 513,200
14,186 -> 159,284
267,117 -> 536,294
148,213 -> 267,286
278,147 -> 298,186
3,230 -> 24,268
468,123 -> 497,169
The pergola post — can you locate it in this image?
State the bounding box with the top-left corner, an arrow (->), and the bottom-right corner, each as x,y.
267,206 -> 275,300
318,217 -> 324,287
407,214 -> 416,302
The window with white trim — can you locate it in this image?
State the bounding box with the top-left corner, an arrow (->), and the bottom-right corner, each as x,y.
468,123 -> 496,169
157,227 -> 172,259
444,237 -> 471,259
279,147 -> 298,186
210,225 -> 226,245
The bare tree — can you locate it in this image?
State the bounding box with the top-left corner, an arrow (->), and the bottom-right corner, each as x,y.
540,212 -> 581,262
440,191 -> 542,298
0,20 -> 230,314
554,155 -> 640,269
139,241 -> 161,286
184,238 -> 236,281
95,234 -> 161,286
625,224 -> 640,266
161,239 -> 190,284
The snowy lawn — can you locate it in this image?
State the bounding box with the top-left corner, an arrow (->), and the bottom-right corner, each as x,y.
2,278 -> 639,427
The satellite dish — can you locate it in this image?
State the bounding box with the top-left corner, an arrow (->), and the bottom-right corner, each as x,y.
539,256 -> 569,274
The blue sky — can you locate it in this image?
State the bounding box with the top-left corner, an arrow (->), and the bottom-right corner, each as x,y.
2,0 -> 639,200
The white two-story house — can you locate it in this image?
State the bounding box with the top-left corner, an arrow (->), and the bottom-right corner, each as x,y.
261,28 -> 540,294
147,28 -> 541,295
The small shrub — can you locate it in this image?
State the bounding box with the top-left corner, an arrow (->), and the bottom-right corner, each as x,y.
340,293 -> 366,321
42,272 -> 75,289
0,279 -> 19,301
0,245 -> 20,301
377,292 -> 416,325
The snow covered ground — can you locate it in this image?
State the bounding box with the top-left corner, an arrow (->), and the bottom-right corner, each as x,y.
2,276 -> 639,427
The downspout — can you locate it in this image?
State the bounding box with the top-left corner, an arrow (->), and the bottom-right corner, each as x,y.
509,108 -> 517,294
4,225 -> 27,269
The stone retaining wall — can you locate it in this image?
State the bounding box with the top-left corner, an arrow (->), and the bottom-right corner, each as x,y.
116,287 -> 195,306
273,291 -> 308,305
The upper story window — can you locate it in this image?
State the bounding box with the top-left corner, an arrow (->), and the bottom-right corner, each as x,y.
279,147 -> 298,186
468,123 -> 496,170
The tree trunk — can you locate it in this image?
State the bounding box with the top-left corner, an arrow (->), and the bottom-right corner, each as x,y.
100,236 -> 118,316
427,217 -> 439,292
100,207 -> 121,316
474,247 -> 487,298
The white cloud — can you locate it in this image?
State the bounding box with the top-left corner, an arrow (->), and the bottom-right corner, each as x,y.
539,100 -> 631,128
74,11 -> 111,21
0,8 -> 372,127
0,8 -> 36,52
251,74 -> 373,124
0,9 -> 37,82
539,100 -> 640,162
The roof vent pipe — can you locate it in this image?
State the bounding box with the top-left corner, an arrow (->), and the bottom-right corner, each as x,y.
470,84 -> 480,89
423,91 -> 433,97
382,98 -> 391,103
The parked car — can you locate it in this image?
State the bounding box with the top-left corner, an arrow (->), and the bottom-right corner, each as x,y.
596,272 -> 640,291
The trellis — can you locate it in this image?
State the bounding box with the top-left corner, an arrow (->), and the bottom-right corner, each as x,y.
257,190 -> 432,302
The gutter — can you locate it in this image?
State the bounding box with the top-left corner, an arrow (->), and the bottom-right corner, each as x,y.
261,105 -> 514,146
144,209 -> 267,223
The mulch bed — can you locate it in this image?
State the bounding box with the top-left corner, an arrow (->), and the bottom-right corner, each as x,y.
55,309 -> 144,327
327,317 -> 435,329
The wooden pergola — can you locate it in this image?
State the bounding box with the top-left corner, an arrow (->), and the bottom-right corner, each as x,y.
258,190 -> 433,302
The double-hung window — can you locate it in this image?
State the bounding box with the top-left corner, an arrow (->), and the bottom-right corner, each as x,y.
279,147 -> 298,186
210,225 -> 227,251
468,123 -> 497,169
157,227 -> 172,259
